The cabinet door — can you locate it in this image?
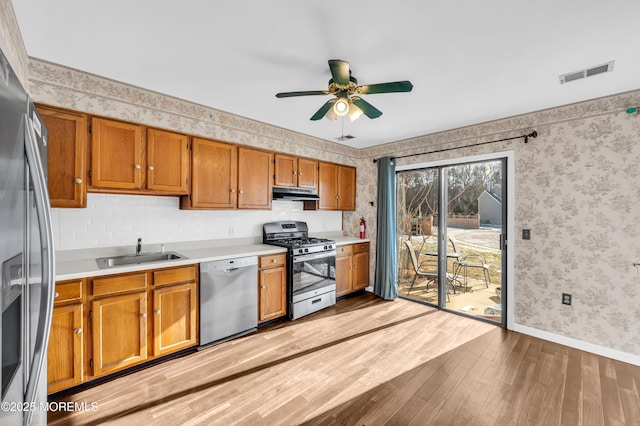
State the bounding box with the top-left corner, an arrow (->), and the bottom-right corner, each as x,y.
153,282 -> 197,356
338,165 -> 356,211
47,304 -> 83,394
335,254 -> 352,297
318,162 -> 338,210
39,107 -> 87,208
91,118 -> 144,189
297,158 -> 318,189
353,251 -> 370,291
258,267 -> 286,322
146,129 -> 189,194
91,292 -> 147,377
274,154 -> 297,187
238,147 -> 273,209
189,138 -> 237,208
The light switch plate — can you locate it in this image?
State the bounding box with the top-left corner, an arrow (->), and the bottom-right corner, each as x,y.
522,229 -> 531,240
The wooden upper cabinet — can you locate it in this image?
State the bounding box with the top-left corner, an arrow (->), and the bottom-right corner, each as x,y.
238,147 -> 273,209
274,154 -> 297,187
90,117 -> 144,190
274,154 -> 318,189
38,106 -> 87,208
297,158 -> 318,189
318,162 -> 356,211
185,138 -> 237,209
318,162 -> 339,210
338,165 -> 356,211
146,129 -> 189,194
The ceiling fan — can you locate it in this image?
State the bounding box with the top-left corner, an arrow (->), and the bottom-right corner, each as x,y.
276,59 -> 413,121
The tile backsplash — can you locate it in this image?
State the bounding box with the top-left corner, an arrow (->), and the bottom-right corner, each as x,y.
52,193 -> 342,250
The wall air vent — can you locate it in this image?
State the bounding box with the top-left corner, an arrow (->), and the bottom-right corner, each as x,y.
559,61 -> 614,84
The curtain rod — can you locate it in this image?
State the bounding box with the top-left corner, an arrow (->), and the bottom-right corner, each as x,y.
372,130 -> 537,163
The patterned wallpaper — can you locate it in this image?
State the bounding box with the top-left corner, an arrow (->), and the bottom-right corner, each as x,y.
358,90 -> 640,358
0,0 -> 28,84
7,11 -> 639,358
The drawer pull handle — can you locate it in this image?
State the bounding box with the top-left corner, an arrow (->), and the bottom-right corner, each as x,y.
74,328 -> 82,334
311,298 -> 321,304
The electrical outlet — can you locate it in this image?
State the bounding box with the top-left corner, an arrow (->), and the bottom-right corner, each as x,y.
522,229 -> 531,240
562,293 -> 572,305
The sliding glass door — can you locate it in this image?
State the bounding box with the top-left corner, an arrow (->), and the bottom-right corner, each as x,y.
397,158 -> 506,325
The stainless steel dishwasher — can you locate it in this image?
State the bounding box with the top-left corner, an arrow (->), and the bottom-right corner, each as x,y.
199,256 -> 258,346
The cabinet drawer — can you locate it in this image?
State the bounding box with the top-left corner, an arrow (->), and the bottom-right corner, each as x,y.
153,265 -> 196,287
260,254 -> 286,269
336,245 -> 353,256
92,273 -> 147,297
353,242 -> 370,254
54,280 -> 83,304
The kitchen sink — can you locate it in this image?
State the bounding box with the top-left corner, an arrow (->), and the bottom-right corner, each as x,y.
96,252 -> 186,269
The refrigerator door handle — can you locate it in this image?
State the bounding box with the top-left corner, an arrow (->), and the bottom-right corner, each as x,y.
23,114 -> 55,425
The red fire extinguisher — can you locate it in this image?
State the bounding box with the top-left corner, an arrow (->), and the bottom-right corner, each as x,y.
359,217 -> 366,239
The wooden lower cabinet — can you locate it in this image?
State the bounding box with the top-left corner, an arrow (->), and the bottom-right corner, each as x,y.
335,242 -> 370,297
153,282 -> 198,356
258,254 -> 287,323
49,265 -> 199,393
48,303 -> 83,394
91,292 -> 148,377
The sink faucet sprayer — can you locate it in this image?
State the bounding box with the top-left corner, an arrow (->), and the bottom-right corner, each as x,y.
136,238 -> 142,256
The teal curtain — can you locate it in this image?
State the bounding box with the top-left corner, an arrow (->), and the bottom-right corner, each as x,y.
374,157 -> 398,300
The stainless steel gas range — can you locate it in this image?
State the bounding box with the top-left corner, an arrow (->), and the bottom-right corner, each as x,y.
263,221 -> 336,320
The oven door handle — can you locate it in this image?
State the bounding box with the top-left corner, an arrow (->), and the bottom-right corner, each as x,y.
293,250 -> 337,263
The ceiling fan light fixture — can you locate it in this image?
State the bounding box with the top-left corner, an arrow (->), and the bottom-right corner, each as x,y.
333,98 -> 349,116
348,102 -> 363,121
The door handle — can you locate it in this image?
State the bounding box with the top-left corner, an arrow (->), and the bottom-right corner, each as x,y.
23,113 -> 56,425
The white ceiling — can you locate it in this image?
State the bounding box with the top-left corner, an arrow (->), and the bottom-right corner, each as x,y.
12,0 -> 640,149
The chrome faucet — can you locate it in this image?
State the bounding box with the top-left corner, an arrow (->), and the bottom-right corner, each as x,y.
136,238 -> 142,256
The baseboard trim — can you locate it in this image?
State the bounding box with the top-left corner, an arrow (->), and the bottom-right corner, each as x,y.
513,323 -> 640,366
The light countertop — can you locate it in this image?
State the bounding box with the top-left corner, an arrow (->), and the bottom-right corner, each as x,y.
55,234 -> 370,281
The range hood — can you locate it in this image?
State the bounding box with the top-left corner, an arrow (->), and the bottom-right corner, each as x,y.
272,186 -> 320,201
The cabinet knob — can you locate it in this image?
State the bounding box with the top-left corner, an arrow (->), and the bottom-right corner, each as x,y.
134,164 -> 141,170
148,165 -> 154,171
140,313 -> 147,318
272,258 -> 277,263
298,172 -> 302,175
239,190 -> 244,194
74,328 -> 82,334
293,170 -> 297,174
54,292 -> 60,298
75,178 -> 82,184
335,195 -> 339,199
231,189 -> 236,193
154,310 -> 161,315
261,285 -> 266,289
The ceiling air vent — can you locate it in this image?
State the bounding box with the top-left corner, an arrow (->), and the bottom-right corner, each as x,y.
559,61 -> 614,84
335,135 -> 355,141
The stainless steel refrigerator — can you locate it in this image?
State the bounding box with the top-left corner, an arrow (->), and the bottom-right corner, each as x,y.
0,47 -> 54,425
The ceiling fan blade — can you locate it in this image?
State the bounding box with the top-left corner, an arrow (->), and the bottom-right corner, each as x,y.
357,81 -> 414,95
351,96 -> 382,119
328,59 -> 350,87
310,99 -> 337,121
276,90 -> 328,98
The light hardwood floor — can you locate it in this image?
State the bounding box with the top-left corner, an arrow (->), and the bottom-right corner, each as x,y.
49,293 -> 640,425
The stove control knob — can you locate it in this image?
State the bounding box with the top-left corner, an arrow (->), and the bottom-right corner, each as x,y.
304,248 -> 309,253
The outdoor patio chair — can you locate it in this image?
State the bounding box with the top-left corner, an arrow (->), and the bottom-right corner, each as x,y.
454,253 -> 491,292
403,240 -> 457,301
